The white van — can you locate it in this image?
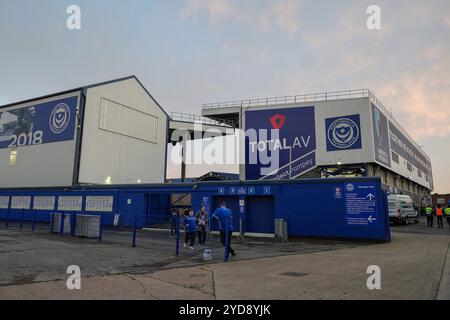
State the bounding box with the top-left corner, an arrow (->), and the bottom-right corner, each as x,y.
388,194 -> 419,225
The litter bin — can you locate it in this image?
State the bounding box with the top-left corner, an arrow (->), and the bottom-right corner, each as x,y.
275,218 -> 288,242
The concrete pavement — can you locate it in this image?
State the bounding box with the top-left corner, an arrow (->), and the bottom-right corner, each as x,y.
0,221 -> 449,300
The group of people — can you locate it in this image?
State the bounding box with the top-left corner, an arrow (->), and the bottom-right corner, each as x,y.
169,201 -> 237,259
425,205 -> 450,229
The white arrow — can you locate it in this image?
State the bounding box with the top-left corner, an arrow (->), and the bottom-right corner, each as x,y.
368,216 -> 375,223
367,193 -> 375,201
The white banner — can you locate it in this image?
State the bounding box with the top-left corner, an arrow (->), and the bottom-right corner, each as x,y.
11,196 -> 31,209
33,196 -> 56,210
85,196 -> 114,212
0,196 -> 9,209
58,196 -> 82,211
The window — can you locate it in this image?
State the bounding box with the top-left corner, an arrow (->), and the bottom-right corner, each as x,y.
391,151 -> 399,164
418,170 -> 422,178
9,148 -> 17,166
407,162 -> 413,172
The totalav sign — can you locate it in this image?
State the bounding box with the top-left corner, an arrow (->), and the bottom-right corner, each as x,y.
245,106 -> 316,180
0,96 -> 78,149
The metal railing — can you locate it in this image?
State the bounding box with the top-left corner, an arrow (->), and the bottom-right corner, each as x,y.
201,88 -> 429,160
169,111 -> 236,127
202,89 -> 370,109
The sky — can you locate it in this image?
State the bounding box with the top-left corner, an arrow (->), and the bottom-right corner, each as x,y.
0,0 -> 449,192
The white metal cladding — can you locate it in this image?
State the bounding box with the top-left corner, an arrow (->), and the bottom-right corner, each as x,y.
0,92 -> 80,188
78,77 -> 168,185
99,98 -> 159,143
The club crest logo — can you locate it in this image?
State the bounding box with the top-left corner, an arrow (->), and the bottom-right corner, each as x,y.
270,114 -> 286,129
49,103 -> 70,134
327,117 -> 359,149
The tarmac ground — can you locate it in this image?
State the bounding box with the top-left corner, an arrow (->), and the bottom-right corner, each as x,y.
0,218 -> 449,300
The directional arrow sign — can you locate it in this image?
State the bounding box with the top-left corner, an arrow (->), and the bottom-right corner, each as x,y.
368,216 -> 375,223
367,193 -> 375,201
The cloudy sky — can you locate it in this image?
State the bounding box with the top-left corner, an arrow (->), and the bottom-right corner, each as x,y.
1,0 -> 449,192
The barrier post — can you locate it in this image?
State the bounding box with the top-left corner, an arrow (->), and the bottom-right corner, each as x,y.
60,211 -> 65,236
5,208 -> 10,230
132,212 -> 137,247
98,214 -> 103,242
70,213 -> 76,237
19,208 -> 24,230
50,213 -> 53,233
176,215 -> 180,256
32,210 -> 36,232
224,217 -> 229,262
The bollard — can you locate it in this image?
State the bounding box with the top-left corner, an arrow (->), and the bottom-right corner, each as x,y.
132,213 -> 137,247
32,210 -> 36,232
176,214 -> 180,256
60,211 -> 65,236
20,209 -> 24,230
224,218 -> 229,262
98,214 -> 103,242
70,213 -> 76,237
5,208 -> 10,230
50,213 -> 53,233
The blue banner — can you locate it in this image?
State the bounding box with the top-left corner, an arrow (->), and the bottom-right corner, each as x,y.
326,114 -> 362,151
0,96 -> 78,149
245,106 -> 316,180
372,104 -> 391,168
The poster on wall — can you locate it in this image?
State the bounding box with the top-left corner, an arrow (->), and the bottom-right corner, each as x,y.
33,196 -> 56,210
245,106 -> 317,180
85,196 -> 114,212
325,114 -> 362,151
58,196 -> 82,211
0,196 -> 9,209
372,104 -> 391,168
388,121 -> 432,176
11,196 -> 31,209
0,95 -> 78,149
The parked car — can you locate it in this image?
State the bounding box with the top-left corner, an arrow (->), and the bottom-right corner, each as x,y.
388,194 -> 419,225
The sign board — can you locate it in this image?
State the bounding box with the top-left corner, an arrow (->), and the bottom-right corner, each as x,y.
389,121 -> 432,176
0,96 -> 78,149
85,196 -> 114,212
237,187 -> 247,195
245,106 -> 316,180
263,187 -> 271,195
437,198 -> 446,204
58,196 -> 82,211
326,114 -> 362,151
33,196 -> 55,210
372,105 -> 391,168
11,196 -> 31,209
0,196 -> 9,209
344,183 -> 378,227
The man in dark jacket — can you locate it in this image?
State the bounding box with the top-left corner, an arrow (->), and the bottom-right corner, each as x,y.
196,206 -> 209,245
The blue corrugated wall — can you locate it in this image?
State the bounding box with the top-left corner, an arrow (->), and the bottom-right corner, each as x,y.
0,177 -> 390,241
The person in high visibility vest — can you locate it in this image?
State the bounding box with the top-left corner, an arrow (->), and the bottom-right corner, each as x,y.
445,206 -> 450,229
436,205 -> 444,229
425,205 -> 434,228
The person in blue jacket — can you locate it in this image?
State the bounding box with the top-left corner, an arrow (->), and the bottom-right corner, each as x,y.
212,201 -> 237,259
184,208 -> 197,249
